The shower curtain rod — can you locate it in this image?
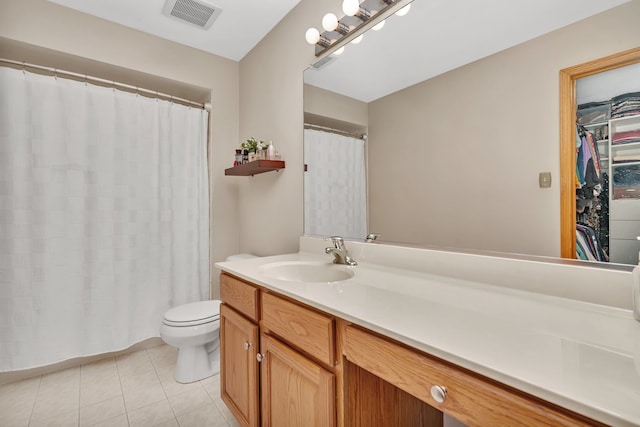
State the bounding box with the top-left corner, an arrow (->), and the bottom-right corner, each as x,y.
0,58 -> 208,110
304,123 -> 367,140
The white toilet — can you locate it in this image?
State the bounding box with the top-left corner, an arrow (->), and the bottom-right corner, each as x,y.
160,254 -> 256,383
160,300 -> 222,383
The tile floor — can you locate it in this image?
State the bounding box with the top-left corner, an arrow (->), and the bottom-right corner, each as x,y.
0,344 -> 240,427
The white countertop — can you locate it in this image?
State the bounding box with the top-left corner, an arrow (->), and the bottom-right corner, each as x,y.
215,243 -> 640,427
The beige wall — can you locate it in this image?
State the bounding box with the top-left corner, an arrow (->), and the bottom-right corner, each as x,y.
0,0 -> 240,296
366,1 -> 640,257
237,0 -> 336,256
304,84 -> 368,132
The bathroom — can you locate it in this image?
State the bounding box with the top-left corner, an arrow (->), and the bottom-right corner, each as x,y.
1,0 -> 640,425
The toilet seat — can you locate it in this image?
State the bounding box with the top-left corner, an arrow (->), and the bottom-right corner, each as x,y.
163,300 -> 221,327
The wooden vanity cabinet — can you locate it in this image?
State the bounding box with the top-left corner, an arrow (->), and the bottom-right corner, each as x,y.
343,325 -> 608,427
220,273 -> 339,427
220,304 -> 259,427
260,333 -> 335,426
220,274 -> 260,427
220,272 -> 607,427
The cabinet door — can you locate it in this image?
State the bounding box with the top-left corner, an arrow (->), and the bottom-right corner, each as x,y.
220,304 -> 259,427
260,333 -> 335,427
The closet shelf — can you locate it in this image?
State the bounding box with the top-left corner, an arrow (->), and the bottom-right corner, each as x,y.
612,161 -> 640,167
583,121 -> 608,127
225,160 -> 285,176
611,141 -> 640,149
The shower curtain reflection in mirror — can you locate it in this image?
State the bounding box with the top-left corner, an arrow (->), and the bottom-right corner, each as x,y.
0,66 -> 210,371
304,128 -> 367,240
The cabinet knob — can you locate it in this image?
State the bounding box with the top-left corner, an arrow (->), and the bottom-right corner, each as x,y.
256,353 -> 265,362
243,342 -> 252,350
430,385 -> 447,403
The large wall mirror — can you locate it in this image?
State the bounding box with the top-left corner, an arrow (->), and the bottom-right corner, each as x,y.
303,0 -> 639,265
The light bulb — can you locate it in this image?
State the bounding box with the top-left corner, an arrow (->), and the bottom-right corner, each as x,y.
372,20 -> 385,31
342,0 -> 360,16
333,46 -> 345,56
322,13 -> 339,31
350,34 -> 364,44
305,27 -> 320,44
395,3 -> 411,16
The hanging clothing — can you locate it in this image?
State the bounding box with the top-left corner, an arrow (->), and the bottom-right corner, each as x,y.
576,224 -> 605,262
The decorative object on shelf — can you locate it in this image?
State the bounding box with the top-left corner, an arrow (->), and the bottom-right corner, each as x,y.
239,137 -> 268,163
241,136 -> 267,154
266,141 -> 276,160
304,0 -> 413,57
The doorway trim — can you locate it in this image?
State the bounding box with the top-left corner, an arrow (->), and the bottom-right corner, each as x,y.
559,46 -> 640,259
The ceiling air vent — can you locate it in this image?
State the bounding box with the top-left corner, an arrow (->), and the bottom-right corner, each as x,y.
162,0 -> 222,30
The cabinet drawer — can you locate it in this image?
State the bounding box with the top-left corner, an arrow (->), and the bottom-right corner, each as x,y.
344,326 -> 603,427
220,273 -> 259,322
261,292 -> 335,367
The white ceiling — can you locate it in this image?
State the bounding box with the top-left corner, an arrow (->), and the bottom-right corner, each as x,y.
47,0 -> 302,61
304,0 -> 631,102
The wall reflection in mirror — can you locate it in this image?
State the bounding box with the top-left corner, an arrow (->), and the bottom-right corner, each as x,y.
303,0 -> 640,265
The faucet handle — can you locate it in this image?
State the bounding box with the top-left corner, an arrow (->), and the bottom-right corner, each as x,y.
365,233 -> 380,243
325,236 -> 346,249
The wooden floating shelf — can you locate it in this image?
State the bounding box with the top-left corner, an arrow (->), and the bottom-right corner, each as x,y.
225,160 -> 285,176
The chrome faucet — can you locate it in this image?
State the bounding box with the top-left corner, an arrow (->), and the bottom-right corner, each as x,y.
325,236 -> 357,266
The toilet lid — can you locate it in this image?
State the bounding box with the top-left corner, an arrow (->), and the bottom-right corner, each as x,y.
163,300 -> 221,327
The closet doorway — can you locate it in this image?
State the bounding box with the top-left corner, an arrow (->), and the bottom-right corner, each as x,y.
559,46 -> 640,263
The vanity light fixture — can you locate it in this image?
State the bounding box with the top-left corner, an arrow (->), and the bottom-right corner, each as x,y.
372,20 -> 385,30
342,0 -> 360,16
305,27 -> 320,44
305,0 -> 413,57
322,13 -> 339,31
395,3 -> 410,16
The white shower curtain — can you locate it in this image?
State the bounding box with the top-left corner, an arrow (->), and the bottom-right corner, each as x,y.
304,128 -> 367,239
0,67 -> 210,371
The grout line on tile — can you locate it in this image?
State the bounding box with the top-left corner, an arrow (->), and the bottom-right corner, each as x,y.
114,352 -> 131,426
148,346 -> 181,422
26,375 -> 42,427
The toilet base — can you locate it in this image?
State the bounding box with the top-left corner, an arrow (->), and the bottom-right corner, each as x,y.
174,342 -> 220,384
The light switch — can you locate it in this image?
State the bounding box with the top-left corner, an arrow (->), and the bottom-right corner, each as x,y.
539,172 -> 552,188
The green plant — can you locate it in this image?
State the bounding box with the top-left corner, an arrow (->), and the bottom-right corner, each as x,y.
241,137 -> 267,153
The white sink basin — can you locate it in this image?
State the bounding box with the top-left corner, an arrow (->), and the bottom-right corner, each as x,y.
259,261 -> 355,283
